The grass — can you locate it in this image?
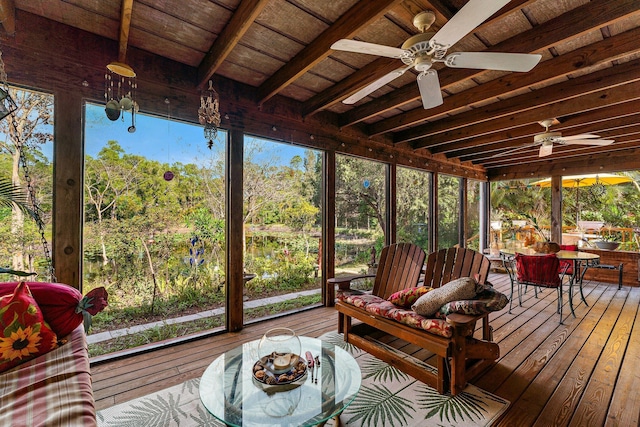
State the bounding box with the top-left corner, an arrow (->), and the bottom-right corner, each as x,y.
87,294 -> 322,358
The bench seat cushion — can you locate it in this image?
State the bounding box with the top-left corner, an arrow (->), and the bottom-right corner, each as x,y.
365,301 -> 453,338
336,289 -> 385,308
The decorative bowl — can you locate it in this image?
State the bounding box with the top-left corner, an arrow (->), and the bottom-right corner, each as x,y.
594,241 -> 620,250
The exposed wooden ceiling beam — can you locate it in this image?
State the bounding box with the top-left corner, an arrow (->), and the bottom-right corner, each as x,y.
372,27 -> 640,141
197,0 -> 270,89
0,0 -> 15,36
488,145 -> 640,181
301,57 -> 399,118
474,129 -> 640,167
298,0 -> 456,117
256,0 -> 403,106
488,139 -> 640,179
369,0 -> 640,137
117,0 -> 133,63
406,60 -> 640,149
337,0 -> 537,127
452,109 -> 640,161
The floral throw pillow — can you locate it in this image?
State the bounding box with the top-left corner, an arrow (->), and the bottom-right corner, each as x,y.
0,282 -> 58,373
388,286 -> 433,308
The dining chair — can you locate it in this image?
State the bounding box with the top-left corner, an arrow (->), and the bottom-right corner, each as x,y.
559,244 -> 577,284
508,253 -> 572,323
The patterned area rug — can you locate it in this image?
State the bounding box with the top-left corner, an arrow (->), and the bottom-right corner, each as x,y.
97,332 -> 509,427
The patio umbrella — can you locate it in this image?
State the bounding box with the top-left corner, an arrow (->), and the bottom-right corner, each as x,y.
531,173 -> 634,224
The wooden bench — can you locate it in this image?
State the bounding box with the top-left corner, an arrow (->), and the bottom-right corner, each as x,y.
331,246 -> 499,396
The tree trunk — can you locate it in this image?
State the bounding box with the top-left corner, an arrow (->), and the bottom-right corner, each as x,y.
11,146 -> 25,272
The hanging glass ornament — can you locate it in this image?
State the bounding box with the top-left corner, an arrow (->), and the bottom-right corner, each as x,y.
590,175 -> 606,198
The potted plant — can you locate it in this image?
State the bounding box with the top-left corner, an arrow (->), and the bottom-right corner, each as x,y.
522,213 -> 561,253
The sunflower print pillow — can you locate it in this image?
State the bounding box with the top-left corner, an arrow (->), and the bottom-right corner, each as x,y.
0,282 -> 58,373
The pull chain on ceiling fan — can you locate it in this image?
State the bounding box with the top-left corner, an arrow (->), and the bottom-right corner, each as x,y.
331,0 -> 542,109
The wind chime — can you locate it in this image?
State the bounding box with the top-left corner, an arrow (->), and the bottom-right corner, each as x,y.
104,61 -> 138,132
198,80 -> 221,149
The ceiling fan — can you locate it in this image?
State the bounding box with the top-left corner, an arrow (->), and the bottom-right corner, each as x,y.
532,119 -> 615,157
491,119 -> 615,159
331,0 -> 542,109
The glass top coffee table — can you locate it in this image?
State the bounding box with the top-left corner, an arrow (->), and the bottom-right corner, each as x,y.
199,335 -> 361,426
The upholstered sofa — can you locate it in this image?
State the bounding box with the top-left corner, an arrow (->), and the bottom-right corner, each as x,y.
0,282 -> 107,426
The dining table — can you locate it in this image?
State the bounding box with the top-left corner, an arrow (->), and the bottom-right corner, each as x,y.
500,248 -> 600,314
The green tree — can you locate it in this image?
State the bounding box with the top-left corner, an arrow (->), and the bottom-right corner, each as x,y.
0,88 -> 53,274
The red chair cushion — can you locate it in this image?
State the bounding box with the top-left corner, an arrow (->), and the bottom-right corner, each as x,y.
515,253 -> 562,287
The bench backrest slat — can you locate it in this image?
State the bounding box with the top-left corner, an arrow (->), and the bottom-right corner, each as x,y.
373,243 -> 426,299
424,247 -> 490,288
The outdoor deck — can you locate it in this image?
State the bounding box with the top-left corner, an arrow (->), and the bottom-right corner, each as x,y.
91,273 -> 640,426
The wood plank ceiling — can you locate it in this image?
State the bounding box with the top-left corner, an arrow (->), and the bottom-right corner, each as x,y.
4,0 -> 640,181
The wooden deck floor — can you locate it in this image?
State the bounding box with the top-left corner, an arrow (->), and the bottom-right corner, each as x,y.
91,273 -> 640,426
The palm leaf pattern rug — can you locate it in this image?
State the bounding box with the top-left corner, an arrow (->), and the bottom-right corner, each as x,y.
97,332 -> 508,426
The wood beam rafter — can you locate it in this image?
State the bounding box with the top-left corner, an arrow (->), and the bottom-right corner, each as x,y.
407,59 -> 640,150
337,0 -> 537,127
368,25 -> 640,143
372,0 -> 640,139
477,133 -> 640,168
0,0 -> 15,36
197,0 -> 270,89
447,106 -> 640,161
256,0 -> 403,106
488,147 -> 640,180
118,0 -> 133,63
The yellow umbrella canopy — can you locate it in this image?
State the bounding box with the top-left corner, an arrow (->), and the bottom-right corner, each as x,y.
531,173 -> 634,224
531,173 -> 633,188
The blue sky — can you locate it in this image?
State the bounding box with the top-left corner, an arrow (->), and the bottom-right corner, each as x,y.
84,103 -> 310,168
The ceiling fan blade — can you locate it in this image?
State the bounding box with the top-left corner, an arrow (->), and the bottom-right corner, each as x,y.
430,0 -> 511,50
489,143 -> 538,158
563,139 -> 614,146
331,39 -> 406,59
560,134 -> 601,140
539,144 -> 553,157
444,52 -> 542,72
417,70 -> 443,109
343,66 -> 412,105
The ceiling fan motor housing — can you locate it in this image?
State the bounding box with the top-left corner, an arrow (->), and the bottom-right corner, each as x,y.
534,131 -> 562,143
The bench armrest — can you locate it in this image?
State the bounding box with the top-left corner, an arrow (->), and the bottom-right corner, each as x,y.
327,274 -> 376,290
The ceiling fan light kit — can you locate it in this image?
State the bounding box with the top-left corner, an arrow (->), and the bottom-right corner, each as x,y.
331,0 -> 542,110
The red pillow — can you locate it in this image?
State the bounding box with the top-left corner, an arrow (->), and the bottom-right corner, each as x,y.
0,282 -> 58,373
0,282 -> 108,337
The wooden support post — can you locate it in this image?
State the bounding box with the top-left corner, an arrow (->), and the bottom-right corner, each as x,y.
226,128 -> 244,331
53,92 -> 83,289
551,175 -> 563,243
323,150 -> 336,307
